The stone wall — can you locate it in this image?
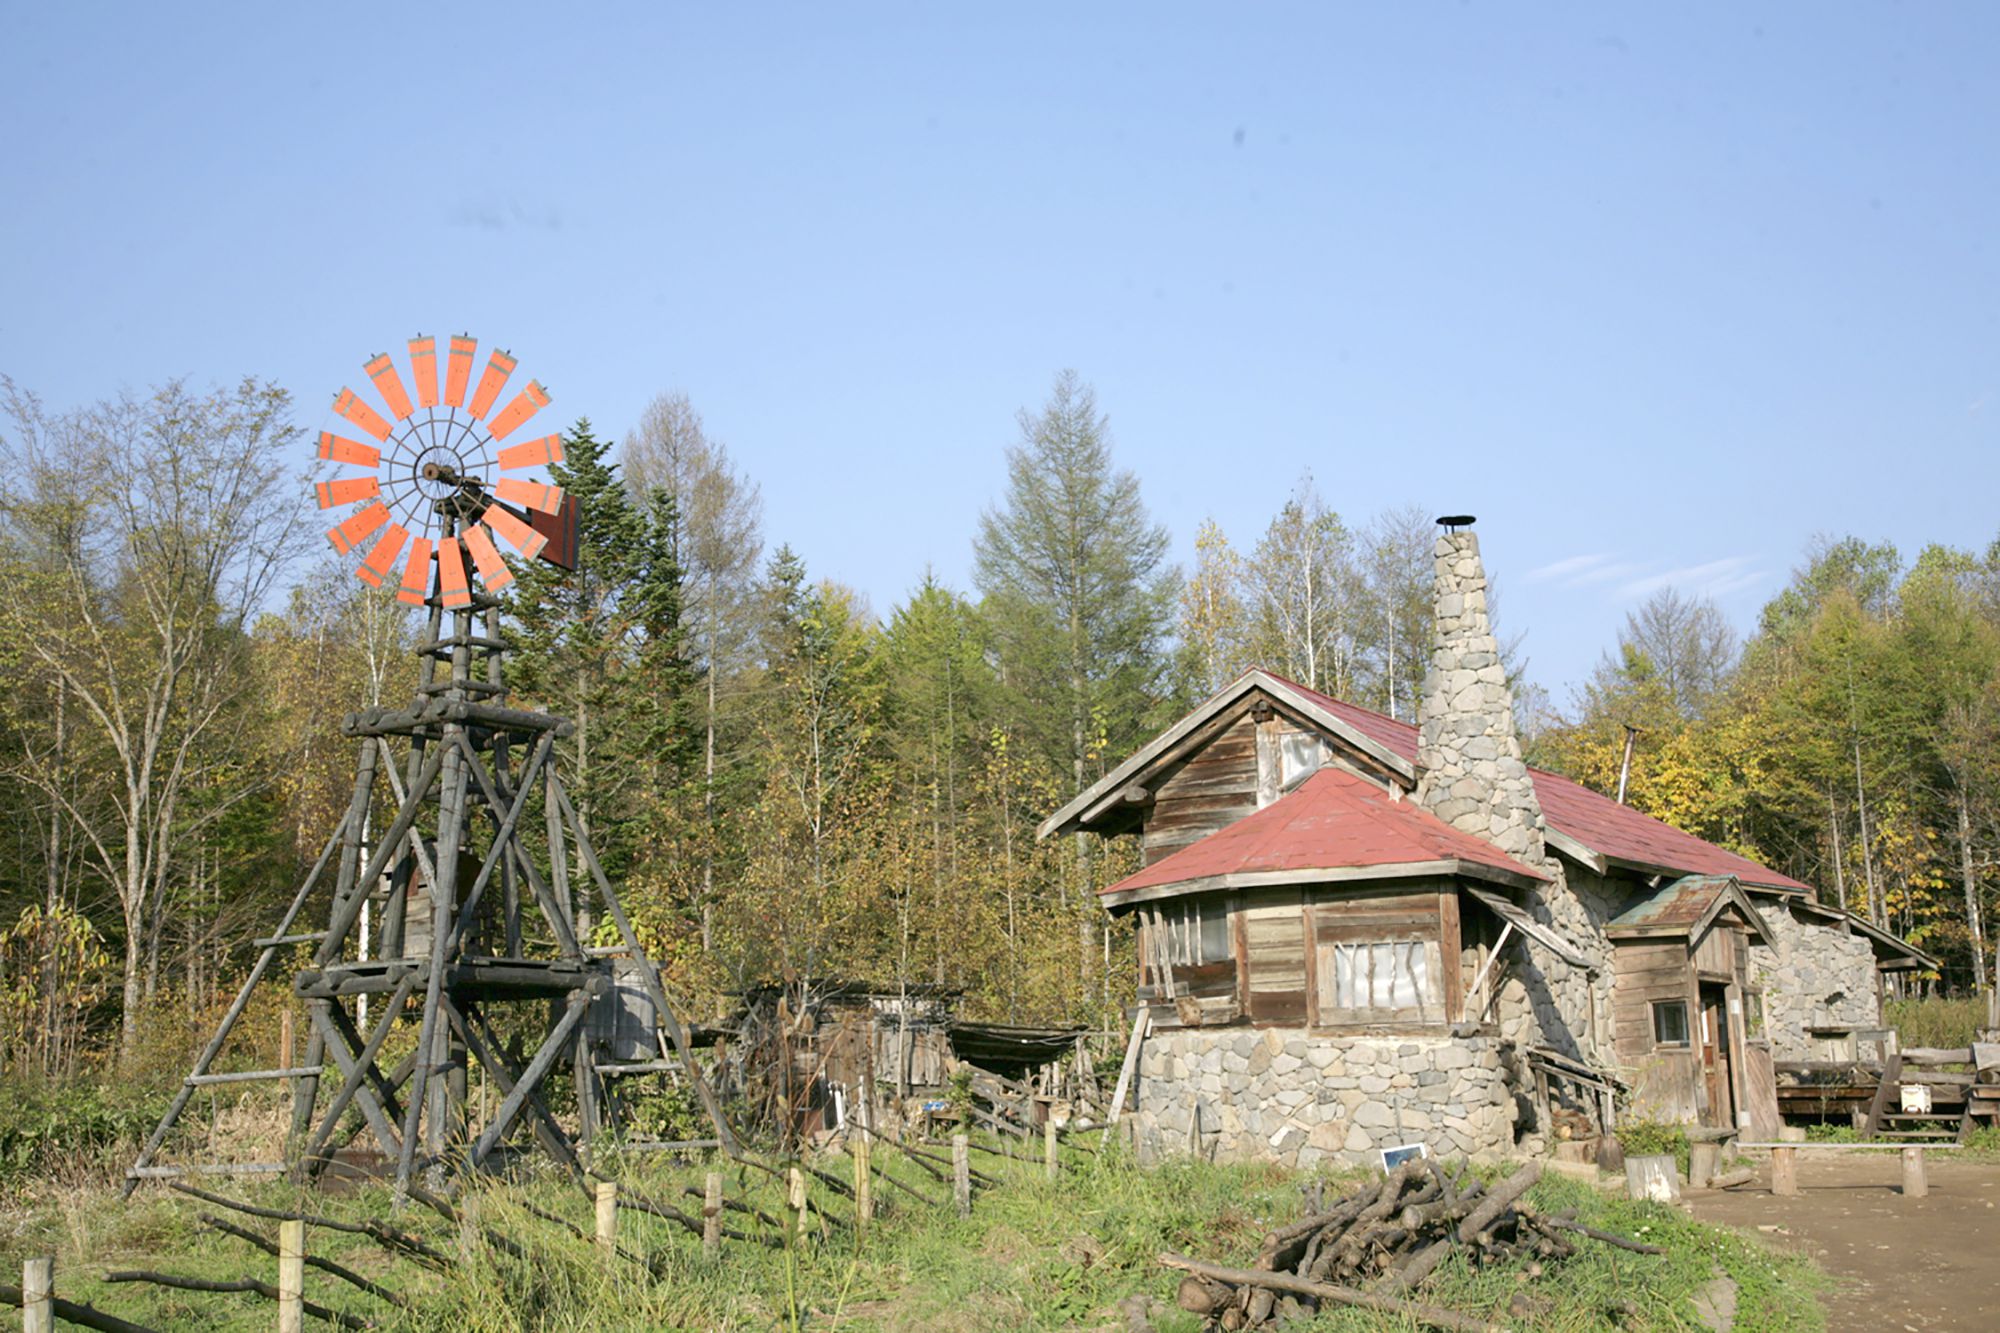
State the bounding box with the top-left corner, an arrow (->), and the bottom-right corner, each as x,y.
1133,1026 -> 1517,1169
1747,897 -> 1881,1061
1411,528 -> 1606,1078
1415,530 -> 1546,866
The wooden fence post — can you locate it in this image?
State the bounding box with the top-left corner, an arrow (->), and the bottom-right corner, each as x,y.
1689,1141 -> 1719,1189
703,1171 -> 723,1259
22,1256 -> 53,1333
854,1135 -> 873,1231
788,1166 -> 809,1244
1045,1115 -> 1059,1181
951,1134 -> 971,1218
277,1218 -> 305,1333
594,1179 -> 618,1255
1902,1146 -> 1929,1198
1771,1146 -> 1798,1197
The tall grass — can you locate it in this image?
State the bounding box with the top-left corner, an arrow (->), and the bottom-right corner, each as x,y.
0,1132 -> 1825,1331
1885,995 -> 1989,1050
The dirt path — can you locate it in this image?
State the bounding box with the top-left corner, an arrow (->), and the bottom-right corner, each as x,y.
1682,1153 -> 2000,1331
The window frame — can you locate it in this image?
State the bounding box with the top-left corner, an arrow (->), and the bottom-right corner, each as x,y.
1156,897 -> 1232,967
1651,998 -> 1691,1047
1320,936 -> 1445,1025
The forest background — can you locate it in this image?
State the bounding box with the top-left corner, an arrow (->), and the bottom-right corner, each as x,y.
2,369 -> 1998,1087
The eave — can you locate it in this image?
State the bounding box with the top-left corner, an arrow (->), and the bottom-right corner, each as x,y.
1039,670 -> 1416,841
1098,856 -> 1543,912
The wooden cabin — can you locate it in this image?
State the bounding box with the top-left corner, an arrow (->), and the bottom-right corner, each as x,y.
1044,666 -> 1933,1164
1044,527 -> 1934,1166
1605,874 -> 1781,1137
1104,759 -> 1584,1040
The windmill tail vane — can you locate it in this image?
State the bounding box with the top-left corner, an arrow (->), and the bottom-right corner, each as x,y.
126,334 -> 731,1201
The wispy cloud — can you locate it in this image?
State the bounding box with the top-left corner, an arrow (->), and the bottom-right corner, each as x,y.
1525,552 -> 1641,587
1614,556 -> 1762,600
1526,553 -> 1612,583
1529,550 -> 1770,603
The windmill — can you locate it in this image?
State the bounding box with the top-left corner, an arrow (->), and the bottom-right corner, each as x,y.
128,335 -> 736,1198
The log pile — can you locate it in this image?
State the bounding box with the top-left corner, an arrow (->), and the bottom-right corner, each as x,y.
1163,1159 -> 1660,1331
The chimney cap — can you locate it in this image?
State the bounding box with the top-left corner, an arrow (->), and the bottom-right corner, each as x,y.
1435,514 -> 1477,532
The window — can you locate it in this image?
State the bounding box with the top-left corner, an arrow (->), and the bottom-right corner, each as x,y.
1652,999 -> 1690,1046
1279,732 -> 1328,789
1333,941 -> 1432,1010
1156,898 -> 1231,966
1317,938 -> 1443,1023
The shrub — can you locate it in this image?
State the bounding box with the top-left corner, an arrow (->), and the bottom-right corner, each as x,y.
0,1078 -> 169,1188
1616,1116 -> 1691,1176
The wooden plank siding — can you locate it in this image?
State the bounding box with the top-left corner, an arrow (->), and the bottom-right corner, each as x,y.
1611,941 -> 1694,1063
1611,938 -> 1704,1122
1692,921 -> 1738,978
1237,888 -> 1308,1023
1143,713 -> 1259,865
1225,882 -> 1466,1032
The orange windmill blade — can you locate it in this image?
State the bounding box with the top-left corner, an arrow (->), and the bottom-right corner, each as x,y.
313,333 -> 567,603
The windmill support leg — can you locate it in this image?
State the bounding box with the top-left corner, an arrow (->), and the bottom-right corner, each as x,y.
308,1003 -> 404,1160
555,784 -> 740,1158
396,738 -> 468,1197
471,986 -> 597,1167
124,818 -> 348,1196
321,997 -> 411,1124
300,973 -> 416,1171
449,1001 -> 583,1181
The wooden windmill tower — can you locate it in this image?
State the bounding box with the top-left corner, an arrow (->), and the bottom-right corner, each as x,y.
128,335 -> 735,1196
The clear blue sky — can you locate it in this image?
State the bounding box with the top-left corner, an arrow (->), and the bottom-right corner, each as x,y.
4,3 -> 1997,700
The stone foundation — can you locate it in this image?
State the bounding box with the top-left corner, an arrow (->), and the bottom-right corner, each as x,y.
1134,1027 -> 1517,1168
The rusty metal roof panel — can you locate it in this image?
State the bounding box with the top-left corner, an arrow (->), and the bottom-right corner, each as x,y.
1607,874 -> 1774,945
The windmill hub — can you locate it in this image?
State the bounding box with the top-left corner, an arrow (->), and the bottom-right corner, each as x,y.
417,454 -> 470,493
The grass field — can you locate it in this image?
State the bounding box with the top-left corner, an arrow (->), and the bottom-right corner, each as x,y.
0,1128 -> 1828,1332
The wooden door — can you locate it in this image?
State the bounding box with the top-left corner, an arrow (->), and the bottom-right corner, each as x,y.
1699,983 -> 1734,1127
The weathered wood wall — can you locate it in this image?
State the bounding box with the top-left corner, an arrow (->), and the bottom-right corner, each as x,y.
1692,922 -> 1738,977
1143,712 -> 1259,865
1238,888 -> 1308,1023
1611,939 -> 1702,1122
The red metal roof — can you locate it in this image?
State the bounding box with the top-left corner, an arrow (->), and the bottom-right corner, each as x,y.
1266,674 -> 1813,894
1102,766 -> 1547,900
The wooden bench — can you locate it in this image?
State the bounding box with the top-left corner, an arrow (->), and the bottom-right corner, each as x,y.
1737,1141 -> 1959,1198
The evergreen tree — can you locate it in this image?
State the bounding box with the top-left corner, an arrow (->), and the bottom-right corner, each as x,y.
505,419 -> 694,883
973,370 -> 1175,990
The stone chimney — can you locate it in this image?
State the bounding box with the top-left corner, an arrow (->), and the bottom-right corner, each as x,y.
1414,524 -> 1548,868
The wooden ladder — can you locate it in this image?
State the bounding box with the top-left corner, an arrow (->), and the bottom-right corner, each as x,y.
1861,1051 -> 1902,1139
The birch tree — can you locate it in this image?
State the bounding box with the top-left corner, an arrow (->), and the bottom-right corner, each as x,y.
0,377 -> 302,1064
1177,518 -> 1249,695
622,393 -> 764,946
1244,473 -> 1357,696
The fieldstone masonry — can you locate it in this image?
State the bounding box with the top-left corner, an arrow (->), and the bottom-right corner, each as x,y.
1412,530 -> 1610,1074
1134,1027 -> 1515,1167
1415,530 -> 1546,865
1748,897 -> 1882,1061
